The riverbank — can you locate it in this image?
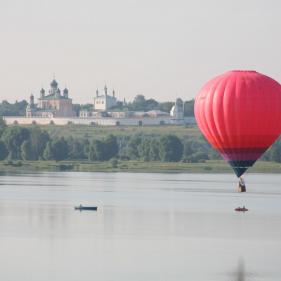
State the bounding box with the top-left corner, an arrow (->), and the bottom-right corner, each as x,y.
1,159 -> 281,174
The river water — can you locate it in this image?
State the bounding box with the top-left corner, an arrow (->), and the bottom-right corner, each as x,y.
0,172 -> 280,281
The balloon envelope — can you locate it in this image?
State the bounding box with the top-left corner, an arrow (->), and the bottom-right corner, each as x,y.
195,70 -> 281,177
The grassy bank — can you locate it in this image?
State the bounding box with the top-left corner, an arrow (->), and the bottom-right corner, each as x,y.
1,160 -> 281,174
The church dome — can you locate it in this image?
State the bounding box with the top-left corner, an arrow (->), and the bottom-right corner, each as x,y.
50,79 -> 58,88
63,88 -> 69,98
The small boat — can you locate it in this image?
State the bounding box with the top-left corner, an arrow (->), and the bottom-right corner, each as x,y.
235,206 -> 248,212
74,205 -> 98,211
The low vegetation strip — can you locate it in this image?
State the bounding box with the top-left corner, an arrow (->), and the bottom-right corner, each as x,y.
0,119 -> 281,172
0,160 -> 281,173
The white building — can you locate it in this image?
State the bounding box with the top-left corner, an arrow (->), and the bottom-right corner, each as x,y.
93,85 -> 117,111
3,116 -> 196,126
170,98 -> 184,119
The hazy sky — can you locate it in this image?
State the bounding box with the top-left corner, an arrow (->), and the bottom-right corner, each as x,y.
0,0 -> 280,103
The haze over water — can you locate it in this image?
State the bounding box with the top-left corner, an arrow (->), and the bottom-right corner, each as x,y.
0,172 -> 280,280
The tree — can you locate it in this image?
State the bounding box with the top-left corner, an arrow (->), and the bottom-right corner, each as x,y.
0,118 -> 7,137
29,127 -> 50,160
82,138 -> 90,158
159,135 -> 183,162
138,138 -> 151,161
188,151 -> 209,163
68,138 -> 86,160
184,99 -> 194,116
158,102 -> 174,113
43,138 -> 68,161
117,135 -> 131,160
130,95 -> 146,111
72,104 -> 81,116
110,101 -> 125,111
52,138 -> 69,161
21,140 -> 35,160
126,135 -> 142,160
0,140 -> 8,160
182,139 -> 215,162
43,141 -> 54,160
103,135 -> 118,160
137,137 -> 160,161
149,138 -> 160,161
72,104 -> 93,116
182,140 -> 194,160
0,100 -> 28,116
88,140 -> 105,161
145,99 -> 159,111
2,126 -> 30,159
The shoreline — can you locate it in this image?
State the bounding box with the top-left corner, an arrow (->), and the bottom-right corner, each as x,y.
0,160 -> 280,174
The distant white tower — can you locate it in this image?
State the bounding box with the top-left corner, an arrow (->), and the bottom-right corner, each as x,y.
93,85 -> 117,111
170,98 -> 184,119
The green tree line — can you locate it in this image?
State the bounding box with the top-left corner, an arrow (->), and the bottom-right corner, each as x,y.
0,120 -> 281,164
0,119 -> 204,162
110,95 -> 194,116
0,100 -> 28,116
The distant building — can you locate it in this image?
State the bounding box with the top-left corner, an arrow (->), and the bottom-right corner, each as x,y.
6,81 -> 196,126
146,110 -> 169,118
80,85 -> 118,117
26,79 -> 74,118
79,110 -> 91,118
170,98 -> 184,119
93,85 -> 117,111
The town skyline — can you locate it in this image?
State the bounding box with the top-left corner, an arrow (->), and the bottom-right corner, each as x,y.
5,76 -> 189,126
24,77 -> 187,105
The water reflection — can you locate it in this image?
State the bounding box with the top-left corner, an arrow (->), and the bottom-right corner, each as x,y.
228,259 -> 257,281
236,259 -> 246,281
0,172 -> 280,281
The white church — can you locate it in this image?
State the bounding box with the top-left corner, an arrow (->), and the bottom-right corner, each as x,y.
80,85 -> 118,117
94,85 -> 117,111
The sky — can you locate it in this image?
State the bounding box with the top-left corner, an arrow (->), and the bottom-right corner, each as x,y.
0,0 -> 281,104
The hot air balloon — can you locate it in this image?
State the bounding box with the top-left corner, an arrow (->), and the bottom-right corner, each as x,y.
195,70 -> 281,190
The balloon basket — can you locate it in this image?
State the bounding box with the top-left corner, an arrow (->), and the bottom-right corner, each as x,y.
237,185 -> 246,192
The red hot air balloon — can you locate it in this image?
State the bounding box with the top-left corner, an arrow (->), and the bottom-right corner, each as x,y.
195,70 -> 281,178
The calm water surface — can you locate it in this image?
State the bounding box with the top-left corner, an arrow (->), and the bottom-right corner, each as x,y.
0,172 -> 280,281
